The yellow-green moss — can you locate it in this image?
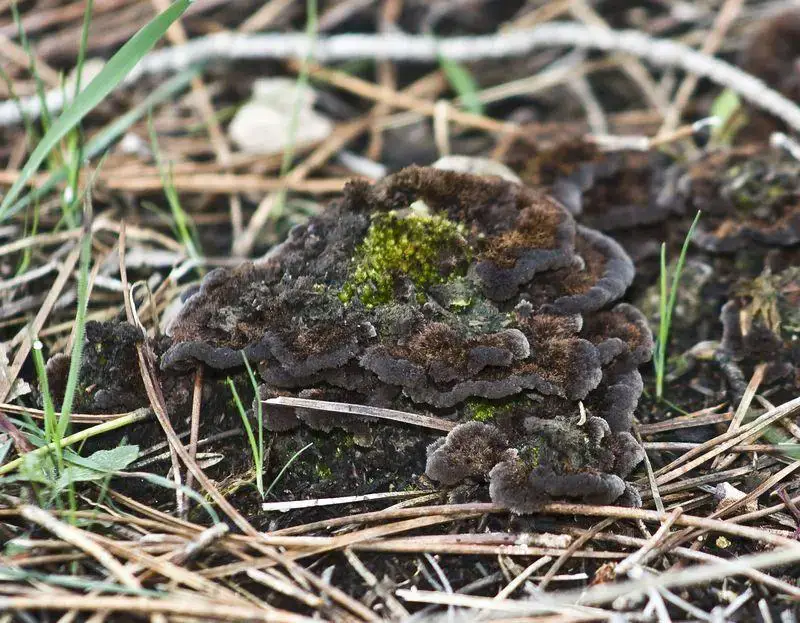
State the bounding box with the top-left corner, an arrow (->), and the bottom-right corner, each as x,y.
467,399 -> 504,422
314,463 -> 333,481
519,444 -> 540,469
340,211 -> 470,308
465,398 -> 528,423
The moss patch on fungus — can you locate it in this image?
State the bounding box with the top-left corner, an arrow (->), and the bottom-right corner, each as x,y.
340,211 -> 470,308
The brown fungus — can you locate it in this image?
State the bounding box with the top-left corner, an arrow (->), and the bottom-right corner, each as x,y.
719,267 -> 800,391
509,139 -> 686,233
46,321 -> 147,414
683,148 -> 800,252
453,415 -> 646,512
162,165 -> 650,508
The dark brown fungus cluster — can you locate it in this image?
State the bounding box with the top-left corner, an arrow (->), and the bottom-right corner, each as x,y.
719,267 -> 800,395
680,148 -> 800,252
163,165 -> 652,511
503,138 -> 688,270
46,321 -> 146,413
45,321 -> 194,415
510,139 -> 686,233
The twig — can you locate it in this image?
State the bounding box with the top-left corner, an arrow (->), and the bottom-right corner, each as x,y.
6,25 -> 800,133
657,0 -> 744,134
616,507 -> 683,576
0,243 -> 81,402
0,595 -> 315,622
343,549 -> 410,620
20,505 -> 141,590
261,490 -> 431,512
265,396 -> 455,431
148,0 -> 244,246
537,517 -> 616,590
396,545 -> 800,613
711,362 -> 766,470
653,394 -> 800,485
183,364 -> 204,498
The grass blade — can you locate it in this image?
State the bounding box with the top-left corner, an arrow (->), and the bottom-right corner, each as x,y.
655,210 -> 701,399
4,69 -> 197,220
227,377 -> 263,497
0,0 -> 193,220
439,55 -> 484,115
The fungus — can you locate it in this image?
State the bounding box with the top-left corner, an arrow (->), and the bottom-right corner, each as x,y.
162,165 -> 651,508
427,414 -> 644,513
46,321 -> 146,413
684,148 -> 800,252
740,9 -> 800,117
719,267 -> 799,391
509,139 -> 685,232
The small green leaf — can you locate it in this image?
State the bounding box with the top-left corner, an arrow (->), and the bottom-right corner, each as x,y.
0,0 -> 193,221
710,88 -> 740,124
439,55 -> 484,115
710,88 -> 748,146
56,445 -> 139,490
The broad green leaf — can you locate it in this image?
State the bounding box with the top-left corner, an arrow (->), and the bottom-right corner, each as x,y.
56,445 -> 139,490
0,0 -> 193,220
439,55 -> 484,115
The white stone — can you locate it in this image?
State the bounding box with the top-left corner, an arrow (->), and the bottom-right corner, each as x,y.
228,77 -> 333,155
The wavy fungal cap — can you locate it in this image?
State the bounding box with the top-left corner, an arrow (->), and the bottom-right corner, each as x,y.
162,164 -> 652,511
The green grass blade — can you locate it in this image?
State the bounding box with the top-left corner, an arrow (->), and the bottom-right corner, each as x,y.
655,211 -> 701,399
654,241 -> 668,396
4,69 -> 197,221
56,219 -> 93,438
664,211 -> 702,337
241,354 -> 264,497
264,442 -> 314,499
439,55 -> 484,115
227,377 -> 263,496
0,0 -> 193,220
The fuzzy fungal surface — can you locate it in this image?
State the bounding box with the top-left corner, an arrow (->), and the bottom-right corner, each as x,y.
152,166 -> 653,511
508,138 -> 687,233
682,148 -> 800,252
719,266 -> 800,396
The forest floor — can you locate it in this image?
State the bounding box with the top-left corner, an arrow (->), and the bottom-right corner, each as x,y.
2,1 -> 800,621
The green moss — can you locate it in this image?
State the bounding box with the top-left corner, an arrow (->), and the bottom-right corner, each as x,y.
314,463 -> 333,481
465,398 -> 533,423
467,400 -> 501,422
340,211 -> 470,308
519,443 -> 540,469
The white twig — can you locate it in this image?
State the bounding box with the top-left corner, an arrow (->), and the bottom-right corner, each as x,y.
261,490 -> 429,512
2,24 -> 800,133
265,396 -> 455,431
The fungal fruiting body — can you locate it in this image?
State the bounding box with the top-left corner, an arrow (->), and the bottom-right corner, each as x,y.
162,165 -> 652,511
